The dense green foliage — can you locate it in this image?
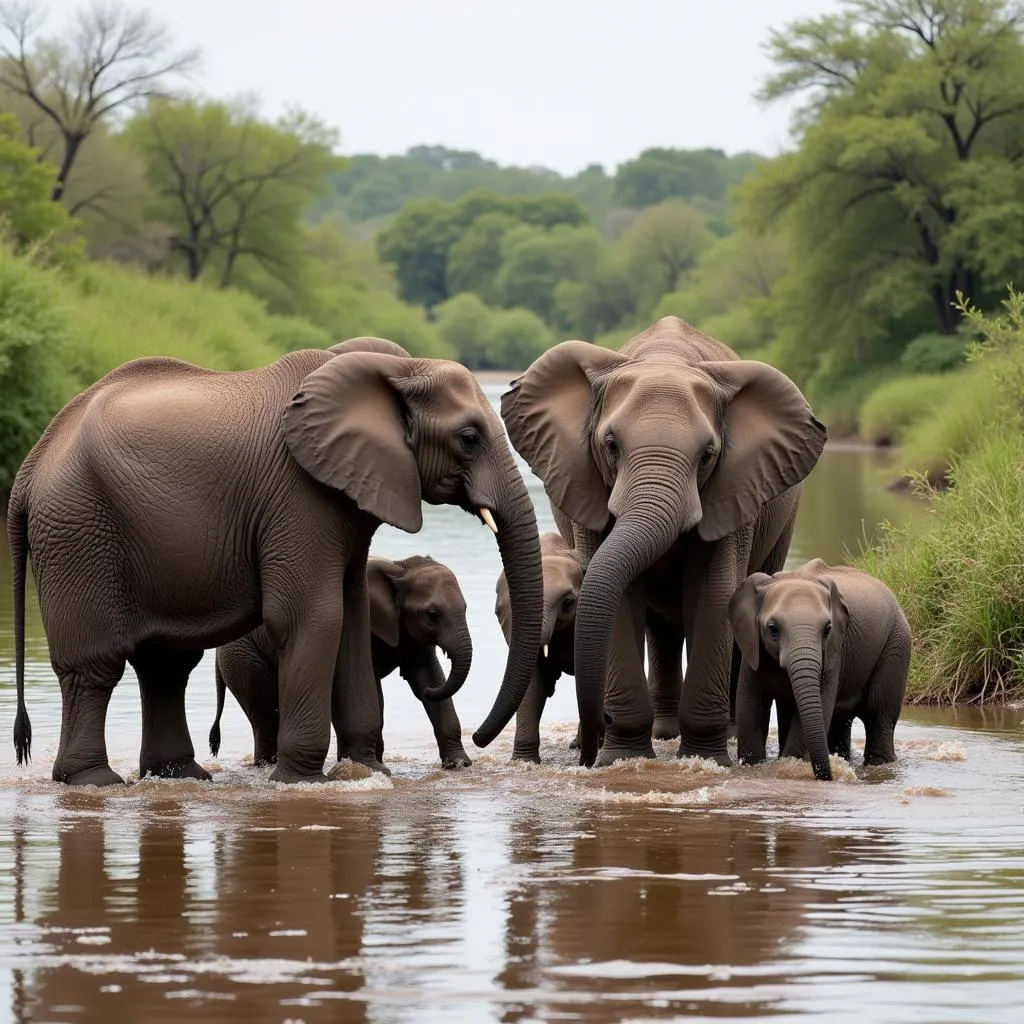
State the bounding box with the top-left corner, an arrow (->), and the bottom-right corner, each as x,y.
862,289 -> 1024,702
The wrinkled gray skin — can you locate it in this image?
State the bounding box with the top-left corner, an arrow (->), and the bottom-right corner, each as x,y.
475,316 -> 826,768
495,532 -> 589,762
211,555 -> 473,770
9,335 -> 543,786
730,558 -> 910,781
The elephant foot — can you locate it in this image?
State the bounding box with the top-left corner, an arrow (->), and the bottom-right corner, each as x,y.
270,764 -> 330,784
594,742 -> 656,768
652,716 -> 680,741
511,748 -> 541,764
54,763 -> 126,787
253,753 -> 279,768
676,741 -> 732,768
141,758 -> 213,782
441,751 -> 473,769
348,756 -> 392,777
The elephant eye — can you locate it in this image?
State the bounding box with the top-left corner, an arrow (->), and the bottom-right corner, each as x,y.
700,444 -> 715,467
562,594 -> 576,610
604,433 -> 619,458
766,621 -> 780,639
457,427 -> 482,452
823,621 -> 832,637
426,607 -> 441,621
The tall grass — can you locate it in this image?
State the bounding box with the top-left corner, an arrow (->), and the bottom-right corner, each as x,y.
861,289 -> 1024,703
858,371 -> 961,447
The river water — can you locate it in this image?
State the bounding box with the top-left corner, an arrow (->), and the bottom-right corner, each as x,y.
2,382 -> 1023,1024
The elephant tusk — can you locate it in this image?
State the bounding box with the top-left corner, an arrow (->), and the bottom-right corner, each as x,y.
480,507 -> 498,535
543,644 -> 549,659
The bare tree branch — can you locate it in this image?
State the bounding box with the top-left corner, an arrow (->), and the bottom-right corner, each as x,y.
0,0 -> 199,201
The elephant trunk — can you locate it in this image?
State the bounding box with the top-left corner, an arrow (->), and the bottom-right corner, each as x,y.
785,631 -> 832,782
473,479 -> 544,747
421,621 -> 473,701
573,456 -> 697,766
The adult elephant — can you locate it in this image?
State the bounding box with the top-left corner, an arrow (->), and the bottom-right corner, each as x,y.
9,338 -> 542,786
473,316 -> 825,767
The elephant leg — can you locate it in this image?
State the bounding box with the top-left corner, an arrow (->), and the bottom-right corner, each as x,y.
133,646 -> 209,781
374,677 -> 385,764
422,696 -> 471,769
828,715 -> 853,761
861,627 -> 910,766
52,663 -> 126,786
735,663 -> 770,766
776,702 -> 794,759
222,650 -> 280,766
569,722 -> 581,750
728,644 -> 742,739
512,670 -> 548,763
677,543 -> 740,766
646,610 -> 683,741
333,560 -> 391,776
596,583 -> 655,767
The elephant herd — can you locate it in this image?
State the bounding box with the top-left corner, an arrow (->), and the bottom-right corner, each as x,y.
7,317 -> 911,786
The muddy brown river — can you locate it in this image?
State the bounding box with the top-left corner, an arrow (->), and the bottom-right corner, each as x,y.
2,383 -> 1023,1023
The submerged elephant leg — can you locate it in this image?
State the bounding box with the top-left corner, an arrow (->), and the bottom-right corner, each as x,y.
52,665 -> 126,786
596,584 -> 655,767
422,696 -> 471,769
134,647 -> 209,781
333,562 -> 391,776
860,627 -> 910,766
646,610 -> 683,741
512,671 -> 548,763
828,715 -> 853,761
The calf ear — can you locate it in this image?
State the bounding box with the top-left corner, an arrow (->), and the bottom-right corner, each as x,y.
367,559 -> 403,647
825,578 -> 850,669
729,573 -> 773,671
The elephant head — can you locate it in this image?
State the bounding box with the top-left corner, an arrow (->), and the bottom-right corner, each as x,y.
478,316 -> 826,756
282,348 -> 543,712
368,555 -> 472,701
729,566 -> 850,781
494,532 -> 585,682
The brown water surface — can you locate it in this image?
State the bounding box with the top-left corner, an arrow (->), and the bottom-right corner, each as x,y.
3,384 -> 1023,1023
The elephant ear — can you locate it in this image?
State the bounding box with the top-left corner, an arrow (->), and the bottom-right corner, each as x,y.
500,341 -> 625,533
367,559 -> 404,648
328,336 -> 411,358
825,577 -> 850,670
728,572 -> 774,672
697,360 -> 827,542
283,352 -> 423,533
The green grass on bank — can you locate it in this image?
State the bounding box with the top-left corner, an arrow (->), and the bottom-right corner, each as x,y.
0,245 -> 371,493
859,289 -> 1024,704
860,430 -> 1024,703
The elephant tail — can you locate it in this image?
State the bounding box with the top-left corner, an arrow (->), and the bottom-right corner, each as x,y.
209,658 -> 226,757
10,497 -> 31,766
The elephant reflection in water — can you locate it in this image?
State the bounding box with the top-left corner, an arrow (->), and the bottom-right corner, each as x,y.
494,805 -> 889,1023
19,797 -> 387,1023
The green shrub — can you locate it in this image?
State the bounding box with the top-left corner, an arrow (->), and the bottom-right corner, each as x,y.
899,331 -> 969,374
895,363 -> 999,485
0,248 -> 74,490
860,430 -> 1024,703
858,372 -> 956,446
265,315 -> 333,352
808,366 -> 895,439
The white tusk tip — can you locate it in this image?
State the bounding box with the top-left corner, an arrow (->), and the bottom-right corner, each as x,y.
542,644 -> 549,659
480,508 -> 498,535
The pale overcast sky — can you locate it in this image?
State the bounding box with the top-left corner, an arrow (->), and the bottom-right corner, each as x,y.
40,0 -> 844,174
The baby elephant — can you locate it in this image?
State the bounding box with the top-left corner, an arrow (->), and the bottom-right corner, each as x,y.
495,532 -> 587,762
210,555 -> 473,769
729,558 -> 910,781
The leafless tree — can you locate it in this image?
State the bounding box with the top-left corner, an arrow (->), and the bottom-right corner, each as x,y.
0,0 -> 199,202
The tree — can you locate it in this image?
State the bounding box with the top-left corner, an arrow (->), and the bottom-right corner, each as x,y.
613,148 -> 759,209
0,111 -> 76,249
621,199 -> 714,314
484,307 -> 552,369
0,0 -> 199,202
746,0 -> 1024,380
376,198 -> 459,309
554,252 -> 638,337
435,291 -> 494,368
445,211 -> 517,303
124,99 -> 339,289
494,224 -> 604,323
